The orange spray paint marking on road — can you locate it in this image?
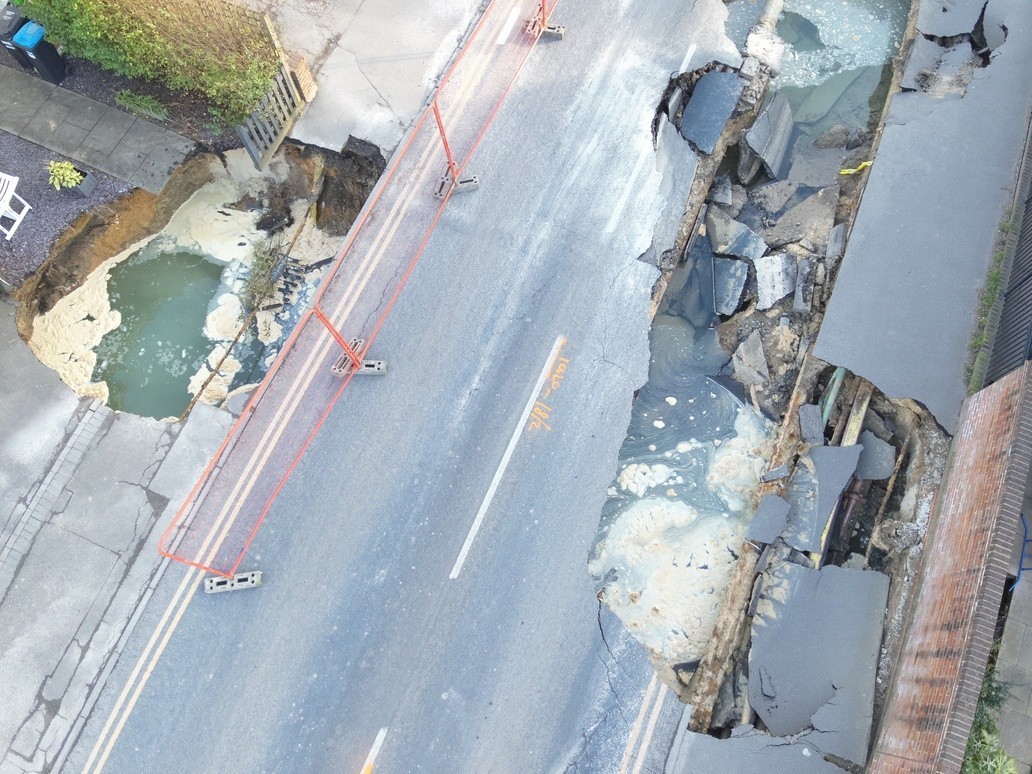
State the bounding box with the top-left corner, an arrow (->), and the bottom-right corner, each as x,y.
528,401 -> 553,431
527,340 -> 570,432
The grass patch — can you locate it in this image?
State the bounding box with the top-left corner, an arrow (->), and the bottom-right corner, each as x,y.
115,90 -> 170,122
969,249 -> 1005,358
962,657 -> 1018,774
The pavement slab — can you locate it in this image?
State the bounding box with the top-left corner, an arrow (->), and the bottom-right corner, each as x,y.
814,0 -> 1032,434
0,63 -> 193,193
0,524 -> 119,755
282,0 -> 483,153
680,70 -> 746,155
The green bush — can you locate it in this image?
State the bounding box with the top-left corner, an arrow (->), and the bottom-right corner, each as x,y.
11,0 -> 278,123
47,160 -> 83,190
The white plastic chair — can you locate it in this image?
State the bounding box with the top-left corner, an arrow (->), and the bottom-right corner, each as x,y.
0,173 -> 32,241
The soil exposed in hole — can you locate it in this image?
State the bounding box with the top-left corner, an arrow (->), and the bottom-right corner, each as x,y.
14,139 -> 385,345
15,138 -> 385,417
14,157 -> 214,342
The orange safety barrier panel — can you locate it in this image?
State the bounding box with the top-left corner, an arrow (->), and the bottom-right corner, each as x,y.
159,0 -> 562,576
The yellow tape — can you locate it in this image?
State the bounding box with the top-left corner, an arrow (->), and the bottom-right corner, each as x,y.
839,160 -> 872,175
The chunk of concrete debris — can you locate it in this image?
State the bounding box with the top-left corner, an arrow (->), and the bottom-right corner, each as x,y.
857,430 -> 896,480
761,464 -> 790,482
732,330 -> 770,387
797,404 -> 824,447
747,495 -> 790,544
706,207 -> 767,261
709,175 -> 733,206
739,56 -> 760,81
813,123 -> 850,149
713,256 -> 749,316
748,179 -> 798,214
739,92 -> 794,183
665,723 -> 840,774
825,223 -> 846,265
680,70 -> 745,155
782,445 -> 861,554
752,253 -> 796,310
764,186 -> 839,250
750,561 -> 889,766
725,183 -> 748,219
794,256 -> 812,313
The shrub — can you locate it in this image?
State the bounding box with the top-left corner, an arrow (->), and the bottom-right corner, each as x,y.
962,661 -> 1018,774
11,0 -> 278,123
47,160 -> 83,190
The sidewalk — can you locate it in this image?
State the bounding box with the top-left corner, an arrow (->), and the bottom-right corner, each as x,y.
0,298 -> 231,772
999,569 -> 1032,772
0,64 -> 194,194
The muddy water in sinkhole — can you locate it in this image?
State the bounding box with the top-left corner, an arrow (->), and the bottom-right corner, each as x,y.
91,243 -> 263,419
729,0 -> 909,137
590,0 -> 909,677
27,151 -> 342,422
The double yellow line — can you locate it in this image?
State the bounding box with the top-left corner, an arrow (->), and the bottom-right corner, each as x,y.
619,673 -> 669,774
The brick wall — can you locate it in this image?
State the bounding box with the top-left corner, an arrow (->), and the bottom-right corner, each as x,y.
869,361 -> 1032,773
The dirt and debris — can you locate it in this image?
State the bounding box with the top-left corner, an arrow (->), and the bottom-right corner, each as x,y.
763,185 -> 839,250
313,137 -> 386,236
13,140 -> 381,345
603,0 -> 965,768
13,155 -> 215,341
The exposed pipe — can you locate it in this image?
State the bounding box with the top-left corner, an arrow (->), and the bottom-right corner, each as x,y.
819,366 -> 846,424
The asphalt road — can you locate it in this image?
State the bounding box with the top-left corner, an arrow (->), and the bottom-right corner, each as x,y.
64,0 -> 739,771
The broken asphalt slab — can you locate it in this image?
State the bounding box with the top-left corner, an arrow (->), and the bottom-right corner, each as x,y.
798,403 -> 825,446
707,206 -> 768,262
732,329 -> 770,387
857,430 -> 896,480
680,70 -> 745,155
713,256 -> 749,316
749,561 -> 890,766
782,445 -> 862,554
763,186 -> 839,249
753,253 -> 797,310
666,719 -> 840,773
815,0 -> 1032,435
739,91 -> 794,183
747,494 -> 790,544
